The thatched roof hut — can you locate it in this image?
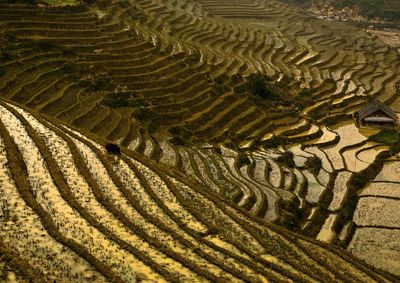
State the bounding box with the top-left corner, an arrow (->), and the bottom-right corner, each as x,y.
354,100 -> 398,128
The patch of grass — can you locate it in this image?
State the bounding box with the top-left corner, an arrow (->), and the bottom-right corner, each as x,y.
369,129 -> 399,145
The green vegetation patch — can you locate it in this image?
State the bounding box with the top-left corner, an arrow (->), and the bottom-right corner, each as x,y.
103,95 -> 129,108
234,73 -> 320,114
369,129 -> 399,145
236,73 -> 283,101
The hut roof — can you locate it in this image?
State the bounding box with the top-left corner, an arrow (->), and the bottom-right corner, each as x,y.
356,100 -> 398,121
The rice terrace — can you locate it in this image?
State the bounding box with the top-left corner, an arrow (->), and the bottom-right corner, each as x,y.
0,0 -> 400,281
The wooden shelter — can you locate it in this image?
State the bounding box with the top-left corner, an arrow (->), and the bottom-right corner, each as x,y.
354,100 -> 398,129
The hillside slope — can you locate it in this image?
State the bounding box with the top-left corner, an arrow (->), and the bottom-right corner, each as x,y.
0,100 -> 397,282
0,0 -> 400,277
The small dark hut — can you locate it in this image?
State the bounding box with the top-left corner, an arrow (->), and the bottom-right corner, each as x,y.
354,100 -> 398,129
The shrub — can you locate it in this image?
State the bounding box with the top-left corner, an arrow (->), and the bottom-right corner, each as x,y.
103,95 -> 128,108
213,147 -> 222,155
105,143 -> 121,155
62,47 -> 77,57
276,151 -> 295,168
168,126 -> 182,137
247,73 -> 276,100
80,77 -> 113,92
305,156 -> 322,175
213,74 -> 230,94
236,153 -> 251,168
369,129 -> 399,145
170,136 -> 186,146
235,73 -> 297,109
264,136 -> 283,148
187,51 -> 201,63
33,40 -> 57,51
92,77 -> 113,91
214,74 -> 229,85
215,84 -> 227,95
230,73 -> 242,84
134,109 -> 156,122
351,173 -> 368,189
61,63 -> 82,79
61,63 -> 76,74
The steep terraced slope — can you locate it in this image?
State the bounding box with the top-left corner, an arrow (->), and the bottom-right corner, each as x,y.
2,0 -> 399,149
0,100 -> 396,282
0,1 -> 293,149
0,1 -> 324,225
135,0 -> 400,118
1,0 -> 400,277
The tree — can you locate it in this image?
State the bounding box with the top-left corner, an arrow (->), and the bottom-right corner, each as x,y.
247,73 -> 275,99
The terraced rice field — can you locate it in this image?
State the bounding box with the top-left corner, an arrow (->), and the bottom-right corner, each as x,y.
348,163 -> 400,276
2,101 -> 397,281
1,0 -> 400,279
1,0 -> 399,146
